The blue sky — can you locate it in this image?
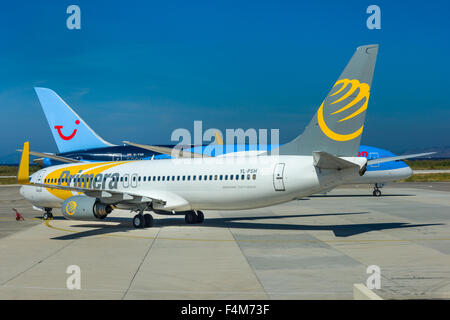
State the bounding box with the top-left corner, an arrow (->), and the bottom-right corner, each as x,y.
0,0 -> 449,161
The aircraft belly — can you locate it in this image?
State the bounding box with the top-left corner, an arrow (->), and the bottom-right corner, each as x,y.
179,181 -> 279,210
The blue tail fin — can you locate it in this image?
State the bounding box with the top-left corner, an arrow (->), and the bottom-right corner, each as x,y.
34,88 -> 114,153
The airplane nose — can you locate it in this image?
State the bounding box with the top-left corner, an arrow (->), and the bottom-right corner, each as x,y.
400,166 -> 413,179
19,186 -> 25,197
406,166 -> 413,178
19,185 -> 31,200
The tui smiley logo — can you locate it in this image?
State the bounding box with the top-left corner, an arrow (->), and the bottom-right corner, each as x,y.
54,120 -> 80,140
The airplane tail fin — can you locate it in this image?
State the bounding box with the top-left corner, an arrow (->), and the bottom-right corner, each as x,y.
34,88 -> 114,153
277,44 -> 378,157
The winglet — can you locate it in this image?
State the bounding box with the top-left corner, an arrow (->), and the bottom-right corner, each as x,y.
17,142 -> 30,185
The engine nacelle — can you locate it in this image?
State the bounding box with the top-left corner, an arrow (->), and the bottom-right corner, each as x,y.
61,196 -> 112,221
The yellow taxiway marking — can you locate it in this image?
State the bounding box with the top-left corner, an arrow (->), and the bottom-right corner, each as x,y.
44,220 -> 450,244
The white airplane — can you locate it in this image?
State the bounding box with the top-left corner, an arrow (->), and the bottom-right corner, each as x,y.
32,82 -> 433,198
19,44 -> 391,227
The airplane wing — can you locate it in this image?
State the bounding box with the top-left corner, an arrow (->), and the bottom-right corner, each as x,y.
17,149 -> 83,163
367,152 -> 436,165
122,141 -> 210,158
30,181 -> 167,206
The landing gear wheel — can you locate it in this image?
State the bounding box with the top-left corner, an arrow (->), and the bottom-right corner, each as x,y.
43,210 -> 53,220
133,214 -> 145,228
143,214 -> 153,228
373,189 -> 382,197
196,211 -> 204,224
185,212 -> 196,224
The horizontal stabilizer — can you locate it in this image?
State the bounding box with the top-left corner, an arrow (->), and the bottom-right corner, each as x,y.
367,152 -> 436,165
123,141 -> 209,158
313,151 -> 360,170
17,149 -> 82,163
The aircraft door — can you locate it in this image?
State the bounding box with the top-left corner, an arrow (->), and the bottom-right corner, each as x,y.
273,163 -> 286,191
36,170 -> 46,192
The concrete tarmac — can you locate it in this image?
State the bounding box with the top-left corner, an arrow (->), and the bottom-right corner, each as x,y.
0,186 -> 40,239
0,183 -> 449,299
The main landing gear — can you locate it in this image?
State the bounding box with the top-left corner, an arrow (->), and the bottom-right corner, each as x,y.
373,183 -> 384,197
185,211 -> 204,224
131,210 -> 205,228
132,213 -> 153,228
43,208 -> 53,220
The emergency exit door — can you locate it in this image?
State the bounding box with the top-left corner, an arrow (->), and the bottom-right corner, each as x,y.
273,163 -> 286,191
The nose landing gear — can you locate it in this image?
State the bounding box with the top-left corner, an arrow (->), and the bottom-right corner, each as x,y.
43,208 -> 53,220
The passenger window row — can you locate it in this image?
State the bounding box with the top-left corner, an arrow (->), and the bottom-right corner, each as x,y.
44,174 -> 257,184
131,174 -> 257,182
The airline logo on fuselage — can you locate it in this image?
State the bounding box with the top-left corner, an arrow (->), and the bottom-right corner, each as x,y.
318,79 -> 370,142
57,170 -> 122,190
65,201 -> 77,215
54,120 -> 80,140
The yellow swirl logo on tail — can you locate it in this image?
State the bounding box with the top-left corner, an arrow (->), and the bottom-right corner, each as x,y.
318,78 -> 370,141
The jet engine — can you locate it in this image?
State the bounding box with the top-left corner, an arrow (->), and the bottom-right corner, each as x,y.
359,162 -> 367,176
61,196 -> 112,220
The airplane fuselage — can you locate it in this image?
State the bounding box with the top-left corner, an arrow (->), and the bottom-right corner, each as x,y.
21,155 -> 366,212
41,145 -> 413,185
